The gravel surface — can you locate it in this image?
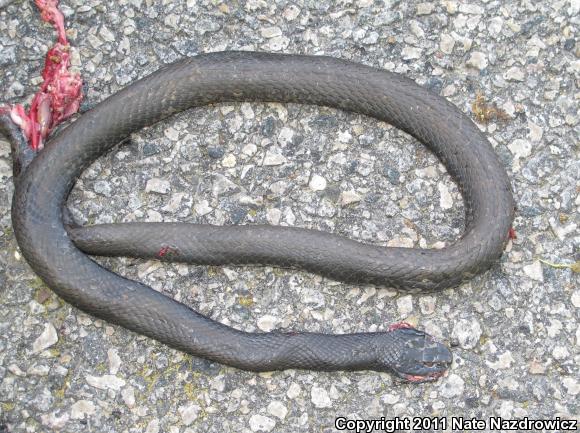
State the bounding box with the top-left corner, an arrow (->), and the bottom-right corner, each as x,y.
1,1 -> 579,432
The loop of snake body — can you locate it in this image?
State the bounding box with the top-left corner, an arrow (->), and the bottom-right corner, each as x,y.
3,52 -> 515,382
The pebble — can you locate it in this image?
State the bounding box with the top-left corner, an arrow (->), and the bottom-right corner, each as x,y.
94,180 -> 112,196
402,46 -> 422,60
440,374 -> 465,398
309,174 -> 327,191
208,147 -> 225,159
32,323 -> 58,354
488,16 -> 504,36
508,139 -> 532,159
257,315 -> 277,332
311,386 -> 332,408
466,51 -> 488,70
264,36 -> 290,51
70,400 -> 96,419
486,351 -> 515,370
108,349 -> 121,375
552,345 -> 569,360
523,261 -> 544,282
261,26 -> 282,38
452,319 -> 482,349
99,25 -> 116,42
571,290 -> 580,308
263,150 -> 287,166
145,420 -> 160,433
437,183 -> 453,209
222,154 -> 236,168
267,401 -> 288,420
504,66 -> 525,81
85,374 -> 126,391
179,403 -> 201,426
419,296 -> 436,315
528,121 -> 543,142
283,4 -> 300,20
416,3 -> 434,15
194,199 -> 213,216
146,178 -> 171,194
249,414 -> 276,432
396,295 -> 413,317
340,190 -> 362,206
278,127 -> 294,146
440,33 -> 455,54
562,378 -> 579,396
266,208 -> 282,225
121,385 -> 136,408
287,383 -> 301,399
459,4 -> 483,14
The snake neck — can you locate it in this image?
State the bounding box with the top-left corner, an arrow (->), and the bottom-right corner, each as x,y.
214,331 -> 391,372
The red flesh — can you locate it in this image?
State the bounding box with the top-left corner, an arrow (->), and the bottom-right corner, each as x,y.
388,322 -> 414,332
157,246 -> 172,258
8,0 -> 82,150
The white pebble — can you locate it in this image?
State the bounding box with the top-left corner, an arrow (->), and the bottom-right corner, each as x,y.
396,295 -> 413,317
263,150 -> 287,166
32,323 -> 58,354
145,420 -> 159,433
311,386 -> 332,408
562,378 -> 579,396
266,208 -> 282,225
504,66 -> 525,81
402,46 -> 422,60
194,200 -> 213,216
309,175 -> 327,191
439,374 -> 465,398
438,183 -> 453,210
257,315 -> 277,332
440,33 -> 455,54
70,400 -> 96,419
222,154 -> 236,168
261,26 -> 282,38
146,178 -> 171,194
267,401 -> 288,420
121,385 -> 136,408
107,349 -> 121,375
249,414 -> 276,432
523,261 -> 544,282
466,51 -> 488,70
178,403 -> 201,426
86,374 -> 126,391
340,190 -> 362,206
451,319 -> 482,349
287,382 -> 301,399
571,290 -> 580,308
486,351 -> 514,369
416,3 -> 434,15
508,139 -> 532,159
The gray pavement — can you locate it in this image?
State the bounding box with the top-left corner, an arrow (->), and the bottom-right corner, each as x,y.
0,1 -> 578,432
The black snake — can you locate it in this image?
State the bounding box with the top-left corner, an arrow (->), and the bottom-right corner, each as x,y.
2,52 -> 515,382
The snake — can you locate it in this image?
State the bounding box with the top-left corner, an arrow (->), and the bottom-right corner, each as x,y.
2,51 -> 515,382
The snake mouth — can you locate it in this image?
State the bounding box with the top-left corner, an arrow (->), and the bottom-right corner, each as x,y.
399,368 -> 449,383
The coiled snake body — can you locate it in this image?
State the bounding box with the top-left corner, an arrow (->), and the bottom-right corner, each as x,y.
3,52 -> 515,382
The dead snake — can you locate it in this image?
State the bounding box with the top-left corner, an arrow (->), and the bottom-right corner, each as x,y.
3,52 -> 515,382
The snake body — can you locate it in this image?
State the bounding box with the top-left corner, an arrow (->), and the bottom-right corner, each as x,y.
5,52 -> 514,381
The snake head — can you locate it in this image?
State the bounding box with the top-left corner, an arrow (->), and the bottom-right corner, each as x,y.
381,324 -> 452,383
